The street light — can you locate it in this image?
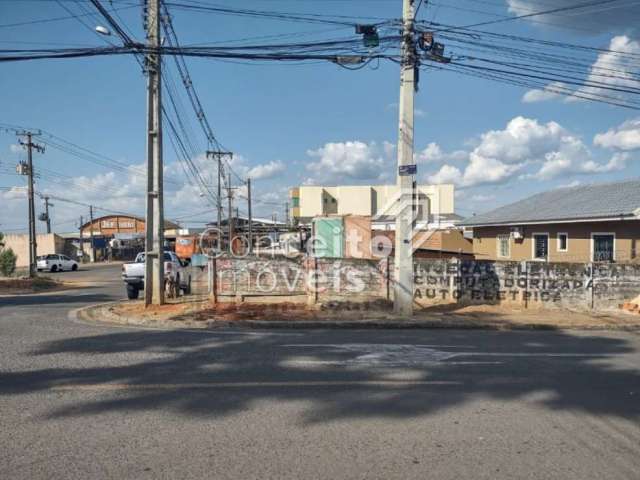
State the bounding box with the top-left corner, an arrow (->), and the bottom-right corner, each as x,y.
95,25 -> 111,36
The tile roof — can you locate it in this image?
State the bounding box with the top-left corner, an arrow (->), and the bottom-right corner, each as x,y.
460,179 -> 640,227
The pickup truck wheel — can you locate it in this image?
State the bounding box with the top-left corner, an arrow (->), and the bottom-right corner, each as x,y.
183,276 -> 192,295
50,265 -> 58,273
126,284 -> 140,300
174,275 -> 181,297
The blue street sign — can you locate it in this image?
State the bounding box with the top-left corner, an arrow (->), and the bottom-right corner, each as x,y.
399,164 -> 417,176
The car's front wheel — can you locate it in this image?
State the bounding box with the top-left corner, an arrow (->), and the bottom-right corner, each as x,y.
182,276 -> 192,295
126,284 -> 140,300
71,264 -> 78,271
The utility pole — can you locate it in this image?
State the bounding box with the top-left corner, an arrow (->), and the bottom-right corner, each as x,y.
394,0 -> 417,316
79,215 -> 84,262
227,171 -> 233,253
89,205 -> 96,262
144,0 -> 165,306
206,150 -> 233,249
42,196 -> 52,234
247,178 -> 253,254
17,131 -> 44,278
285,201 -> 290,228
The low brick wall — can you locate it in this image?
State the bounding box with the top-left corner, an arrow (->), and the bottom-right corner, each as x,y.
211,256 -> 640,312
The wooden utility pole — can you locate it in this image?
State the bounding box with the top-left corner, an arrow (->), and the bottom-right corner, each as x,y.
79,215 -> 84,262
247,178 -> 253,254
17,131 -> 44,278
144,0 -> 165,306
89,205 -> 96,262
43,196 -> 52,234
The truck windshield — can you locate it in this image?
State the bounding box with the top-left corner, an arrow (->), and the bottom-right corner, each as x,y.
135,253 -> 173,262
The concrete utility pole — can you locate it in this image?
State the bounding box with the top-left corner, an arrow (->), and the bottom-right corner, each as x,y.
285,201 -> 290,227
43,196 -> 52,234
206,150 -> 233,249
89,205 -> 96,262
144,0 -> 165,306
394,0 -> 417,316
17,131 -> 44,278
227,171 -> 233,253
247,178 -> 253,254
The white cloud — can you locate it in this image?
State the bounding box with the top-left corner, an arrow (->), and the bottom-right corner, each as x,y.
9,144 -> 22,154
522,82 -> 566,103
470,193 -> 496,202
416,142 -> 467,164
594,118 -> 640,151
560,180 -> 582,188
520,36 -> 640,105
506,1 -> 638,35
571,36 -> 640,102
426,116 -> 628,188
427,164 -> 463,185
247,160 -> 285,180
306,141 -> 390,184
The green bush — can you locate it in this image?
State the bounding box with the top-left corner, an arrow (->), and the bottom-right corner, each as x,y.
0,232 -> 17,276
0,247 -> 17,276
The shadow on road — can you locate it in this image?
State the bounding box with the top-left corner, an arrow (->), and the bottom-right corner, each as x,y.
0,326 -> 638,422
0,292 -> 114,307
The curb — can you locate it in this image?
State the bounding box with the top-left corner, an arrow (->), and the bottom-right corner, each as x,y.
70,302 -> 640,332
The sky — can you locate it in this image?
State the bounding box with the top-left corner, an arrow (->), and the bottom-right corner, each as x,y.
1,0 -> 640,234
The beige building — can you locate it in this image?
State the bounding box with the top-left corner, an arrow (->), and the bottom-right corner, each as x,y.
290,184 -> 455,224
462,180 -> 640,263
3,233 -> 67,268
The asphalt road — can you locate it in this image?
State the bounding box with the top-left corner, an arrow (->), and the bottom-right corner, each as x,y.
1,263 -> 639,479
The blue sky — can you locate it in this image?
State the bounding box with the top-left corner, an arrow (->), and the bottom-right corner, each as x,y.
1,0 -> 640,233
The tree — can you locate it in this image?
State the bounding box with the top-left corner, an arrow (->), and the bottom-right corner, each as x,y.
0,232 -> 17,277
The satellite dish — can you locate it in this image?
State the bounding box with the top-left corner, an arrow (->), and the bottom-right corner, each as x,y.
95,25 -> 111,36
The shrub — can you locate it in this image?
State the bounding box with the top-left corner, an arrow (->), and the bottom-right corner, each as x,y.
0,247 -> 17,276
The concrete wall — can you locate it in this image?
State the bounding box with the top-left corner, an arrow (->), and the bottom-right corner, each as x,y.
472,220 -> 640,263
3,233 -> 65,267
414,258 -> 640,311
214,256 -> 640,313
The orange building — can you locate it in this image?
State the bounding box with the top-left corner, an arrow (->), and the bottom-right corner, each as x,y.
80,215 -> 178,238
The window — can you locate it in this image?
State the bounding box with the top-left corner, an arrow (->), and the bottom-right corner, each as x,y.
291,197 -> 299,207
497,235 -> 510,258
533,234 -> 549,260
592,233 -> 615,262
557,233 -> 568,252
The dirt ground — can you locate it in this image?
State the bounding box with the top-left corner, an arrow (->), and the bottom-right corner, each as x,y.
101,296 -> 640,330
0,276 -> 65,295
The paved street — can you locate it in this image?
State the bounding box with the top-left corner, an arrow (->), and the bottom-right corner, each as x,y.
1,264 -> 639,479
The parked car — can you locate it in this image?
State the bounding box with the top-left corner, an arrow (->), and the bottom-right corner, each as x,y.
37,254 -> 79,272
121,251 -> 192,300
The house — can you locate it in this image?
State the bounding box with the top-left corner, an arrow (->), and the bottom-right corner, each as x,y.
460,179 -> 640,263
289,184 -> 456,225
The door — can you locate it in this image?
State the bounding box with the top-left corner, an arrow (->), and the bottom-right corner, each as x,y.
533,234 -> 548,260
60,255 -> 73,270
593,234 -> 614,262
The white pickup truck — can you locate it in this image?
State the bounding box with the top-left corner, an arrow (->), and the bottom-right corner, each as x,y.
122,251 -> 192,300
